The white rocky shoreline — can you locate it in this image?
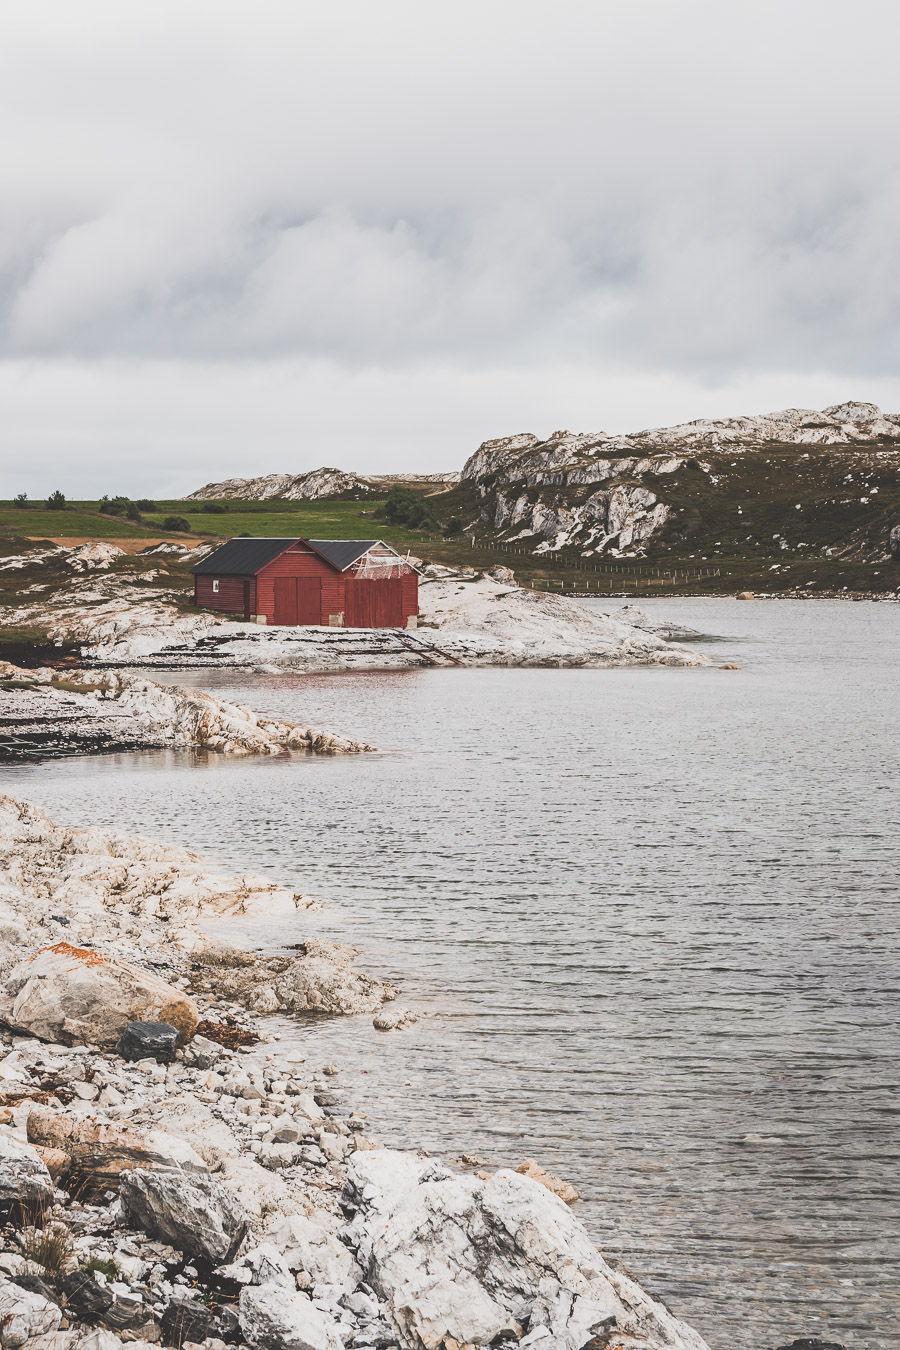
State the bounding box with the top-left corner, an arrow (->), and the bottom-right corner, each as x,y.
0,794 -> 719,1350
0,663 -> 375,762
0,543 -> 711,674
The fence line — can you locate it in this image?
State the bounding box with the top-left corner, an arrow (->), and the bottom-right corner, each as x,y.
417,534 -> 723,582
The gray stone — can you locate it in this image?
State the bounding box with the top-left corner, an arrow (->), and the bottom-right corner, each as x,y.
117,1022 -> 179,1064
181,1034 -> 222,1070
120,1170 -> 249,1264
160,1298 -> 211,1346
267,1118 -> 302,1144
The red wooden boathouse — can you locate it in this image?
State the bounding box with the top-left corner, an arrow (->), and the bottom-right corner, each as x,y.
192,538 -> 420,628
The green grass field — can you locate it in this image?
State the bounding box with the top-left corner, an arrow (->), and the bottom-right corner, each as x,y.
0,497 -> 438,546
146,499 -> 433,543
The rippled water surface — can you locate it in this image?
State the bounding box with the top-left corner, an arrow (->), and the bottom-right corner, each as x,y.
5,599 -> 898,1350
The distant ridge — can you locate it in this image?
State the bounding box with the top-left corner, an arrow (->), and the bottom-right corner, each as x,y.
186,466 -> 460,501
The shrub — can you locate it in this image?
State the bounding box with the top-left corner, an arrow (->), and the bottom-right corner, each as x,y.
80,1255 -> 119,1281
12,493 -> 30,509
99,495 -> 141,521
201,501 -> 228,514
376,486 -> 437,529
443,515 -> 463,536
135,499 -> 155,512
163,515 -> 191,532
45,490 -> 66,511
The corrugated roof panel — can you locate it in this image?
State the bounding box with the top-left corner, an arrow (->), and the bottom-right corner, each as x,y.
192,538 -> 299,575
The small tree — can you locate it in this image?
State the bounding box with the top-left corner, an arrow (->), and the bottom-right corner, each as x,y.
163,515 -> 190,532
12,493 -> 29,509
46,490 -> 66,511
136,499 -> 155,512
443,515 -> 463,536
126,502 -> 142,521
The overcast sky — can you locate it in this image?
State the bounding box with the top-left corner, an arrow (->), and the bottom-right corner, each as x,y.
3,0 -> 900,496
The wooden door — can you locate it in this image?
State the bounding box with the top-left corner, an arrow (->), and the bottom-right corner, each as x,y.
297,577 -> 322,625
375,577 -> 403,626
242,579 -> 253,621
345,578 -> 403,627
273,576 -> 298,625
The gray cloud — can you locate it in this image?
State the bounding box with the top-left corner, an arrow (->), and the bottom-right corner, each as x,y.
2,0 -> 900,491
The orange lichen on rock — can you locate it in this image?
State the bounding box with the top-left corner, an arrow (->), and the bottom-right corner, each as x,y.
39,942 -> 108,966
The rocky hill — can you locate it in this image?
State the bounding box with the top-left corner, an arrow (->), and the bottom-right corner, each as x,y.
453,402 -> 900,565
187,467 -> 459,501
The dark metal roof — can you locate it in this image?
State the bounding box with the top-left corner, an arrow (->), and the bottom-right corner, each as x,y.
192,538 -> 299,575
304,539 -> 383,571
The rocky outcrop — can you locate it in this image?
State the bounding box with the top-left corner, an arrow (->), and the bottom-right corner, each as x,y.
0,944 -> 199,1048
0,663 -> 375,759
273,940 -> 398,1016
417,577 -> 711,668
343,1149 -> 710,1350
460,402 -> 900,557
462,403 -> 900,481
0,794 -> 310,962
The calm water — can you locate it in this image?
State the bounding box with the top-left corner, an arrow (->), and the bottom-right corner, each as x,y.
4,599 -> 898,1350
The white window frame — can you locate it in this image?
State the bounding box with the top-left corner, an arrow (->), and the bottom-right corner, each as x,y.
212,579 -> 219,593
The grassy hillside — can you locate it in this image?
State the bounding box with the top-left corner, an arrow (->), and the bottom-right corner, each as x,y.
433,440 -> 900,593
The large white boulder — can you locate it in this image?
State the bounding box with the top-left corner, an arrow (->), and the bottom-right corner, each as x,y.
0,943 -> 199,1047
0,1130 -> 54,1205
239,1282 -> 343,1350
343,1150 -> 710,1350
0,1277 -> 62,1348
264,1212 -> 360,1291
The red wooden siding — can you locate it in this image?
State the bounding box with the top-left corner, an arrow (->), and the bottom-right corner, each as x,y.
196,541 -> 419,627
401,571 -> 418,623
255,545 -> 343,625
298,577 -> 322,624
195,575 -> 254,615
345,577 -> 404,627
273,576 -> 298,624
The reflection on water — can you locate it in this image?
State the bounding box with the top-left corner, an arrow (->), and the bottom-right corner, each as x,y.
4,599 -> 898,1350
